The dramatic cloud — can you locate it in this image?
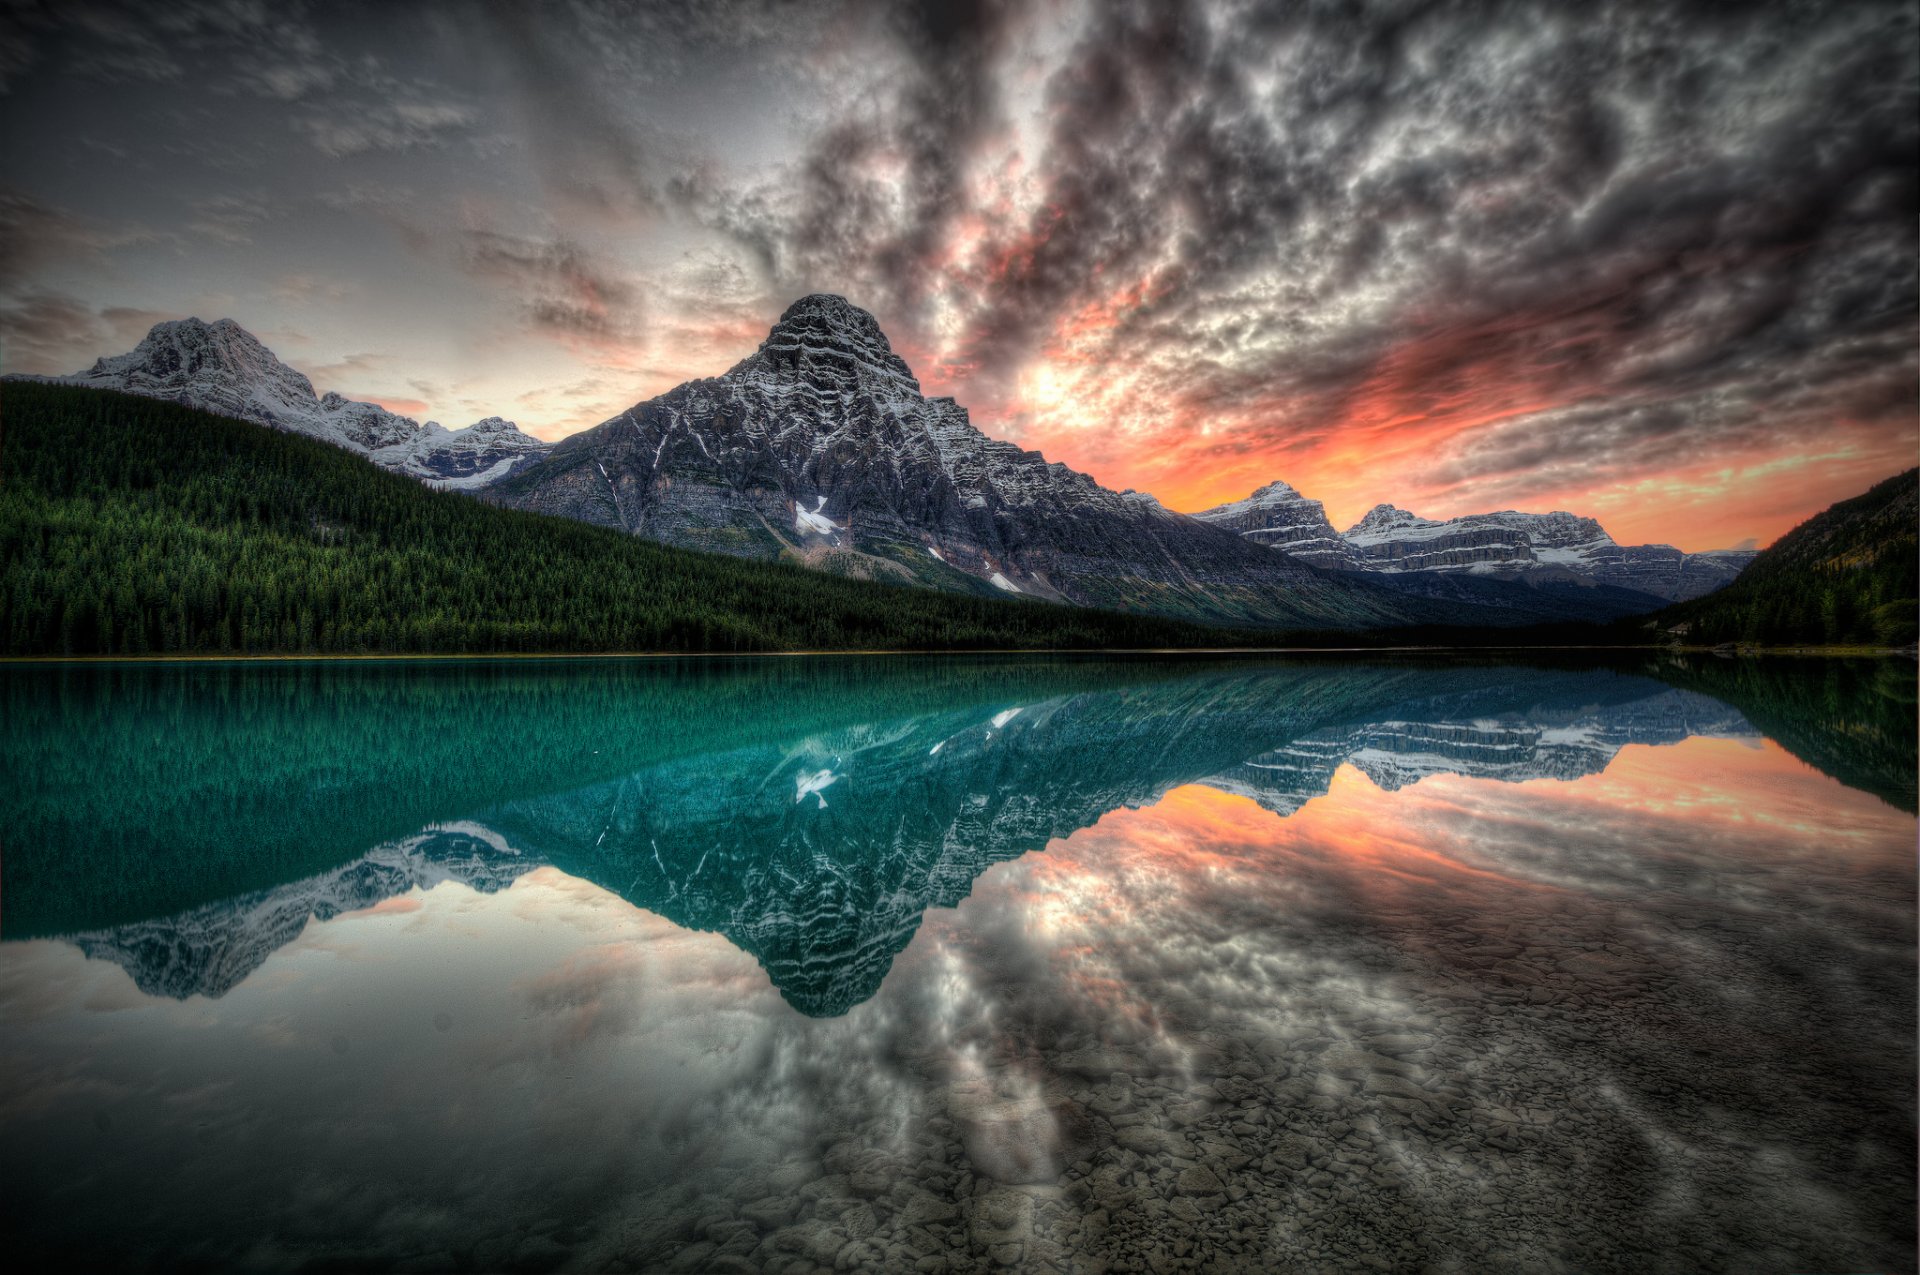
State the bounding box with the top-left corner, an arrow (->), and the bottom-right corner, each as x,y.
2,0 -> 1914,546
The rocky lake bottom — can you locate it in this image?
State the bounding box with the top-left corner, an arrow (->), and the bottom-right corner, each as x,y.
1,657 -> 1913,1273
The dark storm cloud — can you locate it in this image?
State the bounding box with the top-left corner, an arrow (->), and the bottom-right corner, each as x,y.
656,0 -> 1915,504
0,288 -> 176,373
1,0 -> 324,90
663,0 -> 1021,320
0,191 -> 166,289
0,288 -> 109,371
4,1 -> 478,156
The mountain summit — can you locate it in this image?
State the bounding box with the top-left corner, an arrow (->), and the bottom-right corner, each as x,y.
16,318 -> 549,488
489,295 -> 1430,629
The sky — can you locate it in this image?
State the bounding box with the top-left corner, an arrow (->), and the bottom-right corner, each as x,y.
1,0 -> 1914,550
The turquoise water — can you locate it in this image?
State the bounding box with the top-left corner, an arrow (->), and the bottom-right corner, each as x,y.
1,656 -> 1913,1272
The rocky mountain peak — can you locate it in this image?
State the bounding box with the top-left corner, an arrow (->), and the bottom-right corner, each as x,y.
776,293 -> 891,342
1485,509 -> 1612,548
1189,477 -> 1363,571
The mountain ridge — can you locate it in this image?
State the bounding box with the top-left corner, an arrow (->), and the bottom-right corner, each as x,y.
10,317 -> 551,487
0,381 -> 1242,657
41,667 -> 1758,1012
1651,468 -> 1918,647
11,300 -> 1782,629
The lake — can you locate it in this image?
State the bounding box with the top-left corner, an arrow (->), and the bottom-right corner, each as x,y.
1,655 -> 1913,1274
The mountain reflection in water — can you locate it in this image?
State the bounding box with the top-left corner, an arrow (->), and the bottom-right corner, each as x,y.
1,655 -> 1913,1274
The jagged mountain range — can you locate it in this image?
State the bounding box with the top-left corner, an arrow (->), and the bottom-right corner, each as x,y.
1651,468 -> 1919,647
54,667 -> 1755,1012
13,318 -> 551,487
1195,480 -> 1757,602
71,824 -> 529,1000
13,300 -> 1759,626
483,295 -> 1429,629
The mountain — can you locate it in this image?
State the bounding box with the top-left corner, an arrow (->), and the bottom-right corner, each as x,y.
1649,655 -> 1917,812
0,382 -> 1241,656
29,663 -> 1759,1012
1652,469 -> 1918,647
487,295 -> 1485,631
10,317 -> 549,488
1196,485 -> 1757,603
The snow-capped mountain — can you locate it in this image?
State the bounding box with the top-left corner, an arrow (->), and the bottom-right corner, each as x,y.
1196,484 -> 1757,603
53,667 -> 1756,1011
16,318 -> 549,488
1207,688 -> 1755,815
70,824 -> 532,1000
487,295 -> 1428,630
1191,480 -> 1365,570
381,415 -> 552,489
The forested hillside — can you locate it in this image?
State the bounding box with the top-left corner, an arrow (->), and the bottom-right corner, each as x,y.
0,384 -> 1243,655
1650,470 -> 1917,647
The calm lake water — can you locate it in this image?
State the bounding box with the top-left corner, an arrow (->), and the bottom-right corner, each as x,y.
1,655 -> 1913,1274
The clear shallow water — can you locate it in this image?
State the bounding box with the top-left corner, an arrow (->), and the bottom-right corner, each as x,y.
0,655 -> 1913,1274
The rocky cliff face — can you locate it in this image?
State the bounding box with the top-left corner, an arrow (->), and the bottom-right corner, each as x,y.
1197,487 -> 1757,603
488,295 -> 1421,630
1191,481 -> 1364,570
16,318 -> 549,488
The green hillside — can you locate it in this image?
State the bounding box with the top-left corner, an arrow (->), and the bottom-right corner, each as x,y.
1654,469 -> 1918,647
0,383 -> 1246,655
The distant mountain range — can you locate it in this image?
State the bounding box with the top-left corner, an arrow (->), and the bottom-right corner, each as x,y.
1653,468 -> 1918,647
11,299 -> 1772,627
3,381 -> 1226,656
48,665 -> 1757,1010
1194,480 -> 1756,602
17,317 -> 551,487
